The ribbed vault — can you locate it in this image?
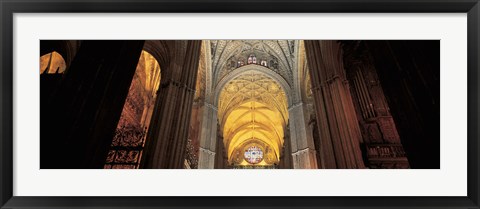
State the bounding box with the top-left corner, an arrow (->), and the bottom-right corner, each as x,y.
218,71 -> 288,165
210,40 -> 296,87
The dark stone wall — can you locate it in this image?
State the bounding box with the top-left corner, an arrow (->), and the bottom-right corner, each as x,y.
364,40 -> 440,169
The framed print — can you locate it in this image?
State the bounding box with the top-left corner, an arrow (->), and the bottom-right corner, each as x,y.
1,0 -> 479,208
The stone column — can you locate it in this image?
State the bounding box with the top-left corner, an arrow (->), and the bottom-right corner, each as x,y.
288,102 -> 318,169
141,40 -> 202,169
278,124 -> 293,169
309,115 -> 325,168
41,40 -> 145,168
197,102 -> 218,169
304,40 -> 365,169
214,124 -> 225,169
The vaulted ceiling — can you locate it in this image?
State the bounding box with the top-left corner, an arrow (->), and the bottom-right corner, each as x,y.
210,40 -> 297,87
218,71 -> 288,163
210,40 -> 303,165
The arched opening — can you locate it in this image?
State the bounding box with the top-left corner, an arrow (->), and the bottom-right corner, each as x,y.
37,40 -> 440,170
104,50 -> 161,169
217,70 -> 288,169
40,51 -> 66,74
39,51 -> 68,122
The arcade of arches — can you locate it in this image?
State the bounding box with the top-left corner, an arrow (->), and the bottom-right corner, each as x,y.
40,40 -> 440,169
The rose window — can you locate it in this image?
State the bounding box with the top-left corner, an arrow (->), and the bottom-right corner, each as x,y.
244,146 -> 263,164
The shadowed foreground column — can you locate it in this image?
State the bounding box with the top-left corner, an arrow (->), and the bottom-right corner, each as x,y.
304,40 -> 365,169
41,40 -> 145,168
141,40 -> 202,169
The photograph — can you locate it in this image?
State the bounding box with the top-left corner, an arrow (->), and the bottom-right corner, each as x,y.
2,1 -> 478,207
39,40 -> 439,169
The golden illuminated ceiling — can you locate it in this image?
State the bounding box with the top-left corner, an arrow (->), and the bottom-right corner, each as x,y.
207,40 -> 302,167
138,50 -> 161,98
218,71 -> 288,164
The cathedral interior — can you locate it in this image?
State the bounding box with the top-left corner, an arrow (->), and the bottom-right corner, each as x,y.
40,40 -> 440,169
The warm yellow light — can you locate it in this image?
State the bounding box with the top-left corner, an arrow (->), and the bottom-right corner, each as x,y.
218,71 -> 288,165
40,51 -> 66,74
137,50 -> 161,93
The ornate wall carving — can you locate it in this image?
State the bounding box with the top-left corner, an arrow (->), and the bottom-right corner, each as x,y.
341,40 -> 409,169
210,40 -> 296,87
105,50 -> 161,169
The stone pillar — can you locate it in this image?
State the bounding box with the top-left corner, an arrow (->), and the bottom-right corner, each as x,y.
278,124 -> 293,169
197,102 -> 218,169
141,40 -> 202,169
309,115 -> 325,168
214,124 -> 225,169
304,40 -> 365,169
288,102 -> 318,169
41,40 -> 145,168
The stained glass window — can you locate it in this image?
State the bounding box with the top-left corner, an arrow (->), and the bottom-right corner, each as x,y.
244,146 -> 263,164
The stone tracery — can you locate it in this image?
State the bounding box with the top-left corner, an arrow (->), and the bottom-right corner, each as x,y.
211,40 -> 295,87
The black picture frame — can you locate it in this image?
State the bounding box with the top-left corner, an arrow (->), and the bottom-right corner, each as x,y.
1,0 -> 479,208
